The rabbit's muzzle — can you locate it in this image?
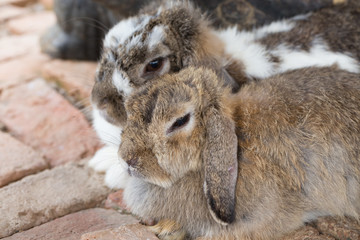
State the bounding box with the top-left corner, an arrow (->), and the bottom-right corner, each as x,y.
127,157 -> 139,168
126,157 -> 139,177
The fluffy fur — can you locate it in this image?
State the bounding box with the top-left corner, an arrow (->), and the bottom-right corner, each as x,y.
89,1 -> 360,188
120,66 -> 360,239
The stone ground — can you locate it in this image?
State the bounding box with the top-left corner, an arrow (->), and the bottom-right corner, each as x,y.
0,0 -> 359,239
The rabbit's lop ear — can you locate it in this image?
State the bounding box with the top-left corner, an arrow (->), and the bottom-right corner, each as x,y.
203,106 -> 238,225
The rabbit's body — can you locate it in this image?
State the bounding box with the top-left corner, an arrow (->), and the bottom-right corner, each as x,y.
121,67 -> 360,239
89,1 -> 360,189
218,4 -> 360,78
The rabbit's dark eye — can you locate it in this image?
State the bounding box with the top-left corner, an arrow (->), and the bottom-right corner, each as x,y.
145,58 -> 164,73
167,113 -> 191,134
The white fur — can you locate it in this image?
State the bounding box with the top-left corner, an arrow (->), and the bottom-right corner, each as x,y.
291,12 -> 312,21
88,146 -> 130,189
92,108 -> 122,147
255,20 -> 295,39
126,34 -> 142,52
104,158 -> 130,189
216,19 -> 297,79
104,17 -> 138,49
88,145 -> 120,171
216,27 -> 276,78
148,25 -> 165,48
272,39 -> 360,74
104,15 -> 152,50
123,177 -> 151,214
156,6 -> 163,15
89,108 -> 130,189
106,51 -> 115,62
112,69 -> 133,96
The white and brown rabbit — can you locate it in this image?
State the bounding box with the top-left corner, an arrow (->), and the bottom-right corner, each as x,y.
119,66 -> 360,240
89,0 -> 360,188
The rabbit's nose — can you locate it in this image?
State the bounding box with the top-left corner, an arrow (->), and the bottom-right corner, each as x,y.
127,157 -> 139,167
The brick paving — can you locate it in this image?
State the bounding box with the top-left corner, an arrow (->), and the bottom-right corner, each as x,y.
0,0 -> 158,239
0,1 -> 359,239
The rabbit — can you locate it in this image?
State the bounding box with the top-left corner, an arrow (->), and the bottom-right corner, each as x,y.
119,66 -> 360,240
89,0 -> 360,188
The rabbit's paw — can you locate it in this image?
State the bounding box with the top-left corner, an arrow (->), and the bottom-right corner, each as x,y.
88,146 -> 119,172
148,219 -> 187,240
88,146 -> 130,189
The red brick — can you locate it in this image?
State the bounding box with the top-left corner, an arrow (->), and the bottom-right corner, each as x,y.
42,60 -> 97,106
39,0 -> 53,9
7,11 -> 56,35
0,131 -> 48,187
0,162 -> 111,238
0,0 -> 37,7
0,6 -> 28,22
0,51 -> 50,91
4,208 -> 138,240
0,79 -> 100,166
104,189 -> 129,212
0,34 -> 39,62
81,224 -> 159,240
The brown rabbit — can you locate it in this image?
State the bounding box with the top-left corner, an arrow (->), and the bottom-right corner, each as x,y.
120,66 -> 360,239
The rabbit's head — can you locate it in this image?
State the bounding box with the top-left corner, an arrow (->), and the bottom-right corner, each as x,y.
120,67 -> 238,225
91,1 -> 231,127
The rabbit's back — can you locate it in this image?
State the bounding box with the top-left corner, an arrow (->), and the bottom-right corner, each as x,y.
235,67 -> 360,223
259,4 -> 360,63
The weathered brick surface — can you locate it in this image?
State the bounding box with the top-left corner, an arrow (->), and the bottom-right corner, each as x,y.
0,34 -> 38,62
104,189 -> 129,212
0,131 -> 48,187
0,0 -> 37,7
0,162 -> 111,238
7,11 -> 56,35
39,0 -> 53,9
4,208 -> 138,240
42,59 -> 97,106
81,224 -> 159,240
0,78 -> 100,166
0,5 -> 28,22
0,52 -> 50,90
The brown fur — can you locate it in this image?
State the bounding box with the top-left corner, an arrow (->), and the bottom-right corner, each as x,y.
120,66 -> 360,239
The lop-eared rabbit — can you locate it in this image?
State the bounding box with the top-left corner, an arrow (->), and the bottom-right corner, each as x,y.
89,1 -> 360,188
120,67 -> 360,239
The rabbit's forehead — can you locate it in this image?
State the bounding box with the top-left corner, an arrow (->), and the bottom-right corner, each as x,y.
102,12 -> 174,66
128,83 -> 194,122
